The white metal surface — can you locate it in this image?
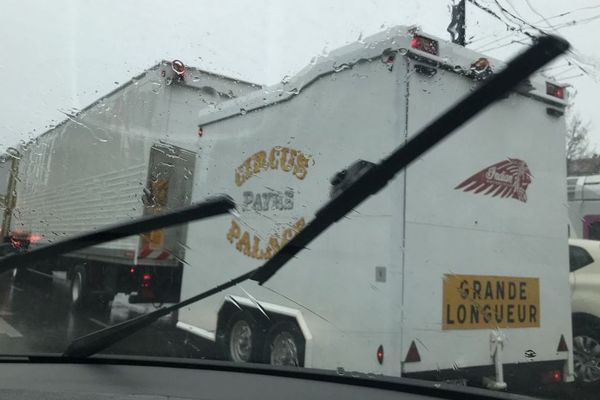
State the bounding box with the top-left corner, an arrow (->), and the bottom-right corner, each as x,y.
567,175 -> 600,239
177,26 -> 571,380
11,62 -> 260,265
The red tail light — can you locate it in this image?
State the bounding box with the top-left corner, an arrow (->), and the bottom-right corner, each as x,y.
546,82 -> 565,99
141,273 -> 152,288
410,35 -> 439,56
171,60 -> 186,76
541,369 -> 562,384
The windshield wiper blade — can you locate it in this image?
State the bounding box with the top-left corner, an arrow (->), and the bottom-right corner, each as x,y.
63,35 -> 569,359
0,195 -> 235,276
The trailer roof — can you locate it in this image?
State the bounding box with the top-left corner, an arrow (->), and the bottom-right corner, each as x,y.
16,61 -> 261,150
198,26 -> 568,127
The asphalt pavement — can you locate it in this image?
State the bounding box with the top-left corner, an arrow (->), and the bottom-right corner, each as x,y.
0,268 -> 215,358
0,268 -> 596,399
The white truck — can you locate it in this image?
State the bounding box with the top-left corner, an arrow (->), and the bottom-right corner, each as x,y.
567,175 -> 600,239
2,61 -> 259,310
176,27 -> 573,389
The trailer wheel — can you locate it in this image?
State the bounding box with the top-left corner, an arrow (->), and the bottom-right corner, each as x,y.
223,311 -> 263,363
263,321 -> 305,367
70,266 -> 88,311
573,324 -> 600,384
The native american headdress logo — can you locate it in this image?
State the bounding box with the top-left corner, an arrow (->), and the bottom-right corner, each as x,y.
455,159 -> 532,203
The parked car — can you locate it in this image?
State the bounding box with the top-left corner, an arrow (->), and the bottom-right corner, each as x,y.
569,238 -> 600,383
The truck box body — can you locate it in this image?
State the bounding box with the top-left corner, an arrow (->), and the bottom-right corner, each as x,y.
177,27 -> 572,385
11,62 -> 259,267
6,62 -> 259,305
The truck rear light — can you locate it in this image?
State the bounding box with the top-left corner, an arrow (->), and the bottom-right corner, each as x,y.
376,345 -> 384,364
129,267 -> 136,274
171,60 -> 186,77
546,82 -> 565,99
141,273 -> 152,288
410,35 -> 439,56
404,341 -> 421,363
541,369 -> 562,384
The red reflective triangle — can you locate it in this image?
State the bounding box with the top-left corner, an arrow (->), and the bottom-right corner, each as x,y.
404,340 -> 421,363
557,335 -> 568,352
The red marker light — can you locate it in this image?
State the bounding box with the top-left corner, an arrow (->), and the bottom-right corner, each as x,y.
129,267 -> 136,274
546,82 -> 565,99
376,345 -> 384,364
172,60 -> 186,76
541,369 -> 562,384
410,35 -> 439,56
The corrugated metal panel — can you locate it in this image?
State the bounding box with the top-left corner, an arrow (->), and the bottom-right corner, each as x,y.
16,163 -> 146,251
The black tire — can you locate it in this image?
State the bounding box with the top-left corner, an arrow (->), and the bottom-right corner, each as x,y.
263,321 -> 305,367
573,322 -> 600,384
222,311 -> 264,363
70,266 -> 88,312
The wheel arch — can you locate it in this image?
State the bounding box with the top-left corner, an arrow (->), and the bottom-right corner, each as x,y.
216,295 -> 313,366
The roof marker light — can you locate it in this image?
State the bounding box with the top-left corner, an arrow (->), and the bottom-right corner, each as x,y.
172,60 -> 186,77
410,35 -> 439,56
546,82 -> 565,99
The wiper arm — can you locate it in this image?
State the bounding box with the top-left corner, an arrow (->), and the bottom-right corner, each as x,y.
63,35 -> 569,359
0,195 -> 235,276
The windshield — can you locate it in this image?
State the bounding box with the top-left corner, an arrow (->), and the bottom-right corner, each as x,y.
0,1 -> 598,399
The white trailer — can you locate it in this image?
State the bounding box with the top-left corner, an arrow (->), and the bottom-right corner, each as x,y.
177,27 -> 573,389
567,175 -> 600,239
8,61 -> 259,309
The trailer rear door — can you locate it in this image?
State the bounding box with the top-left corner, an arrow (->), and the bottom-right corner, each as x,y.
139,143 -> 196,266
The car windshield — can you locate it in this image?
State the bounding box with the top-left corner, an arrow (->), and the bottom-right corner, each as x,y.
0,1 -> 598,399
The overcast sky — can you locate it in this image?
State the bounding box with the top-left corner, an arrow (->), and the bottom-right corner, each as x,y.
1,0 -> 599,149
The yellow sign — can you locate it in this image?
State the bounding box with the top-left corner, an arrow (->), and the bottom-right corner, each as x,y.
226,145 -> 311,260
442,274 -> 540,330
147,229 -> 165,250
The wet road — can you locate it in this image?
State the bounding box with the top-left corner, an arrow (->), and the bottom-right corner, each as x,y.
0,269 -> 597,399
0,268 -> 215,358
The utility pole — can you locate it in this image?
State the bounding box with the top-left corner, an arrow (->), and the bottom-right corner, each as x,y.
448,0 -> 466,46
